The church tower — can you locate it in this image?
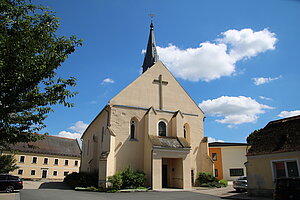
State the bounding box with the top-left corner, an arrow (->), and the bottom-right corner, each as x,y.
80,22 -> 213,190
142,22 -> 159,73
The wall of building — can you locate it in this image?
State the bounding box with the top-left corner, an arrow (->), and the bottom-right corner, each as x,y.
209,147 -> 223,180
221,146 -> 248,181
7,152 -> 80,180
247,151 -> 300,197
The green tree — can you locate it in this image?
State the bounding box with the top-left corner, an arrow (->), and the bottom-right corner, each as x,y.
0,154 -> 18,173
0,0 -> 82,149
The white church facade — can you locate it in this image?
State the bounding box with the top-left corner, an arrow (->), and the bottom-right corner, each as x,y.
80,23 -> 213,189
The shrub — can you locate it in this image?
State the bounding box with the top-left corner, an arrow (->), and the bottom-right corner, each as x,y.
219,179 -> 228,187
196,172 -> 218,185
107,167 -> 145,190
64,172 -> 98,188
107,172 -> 122,190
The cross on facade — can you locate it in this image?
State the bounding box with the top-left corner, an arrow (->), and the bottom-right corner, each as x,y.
153,74 -> 168,110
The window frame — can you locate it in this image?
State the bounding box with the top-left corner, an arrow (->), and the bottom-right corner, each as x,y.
64,160 -> 69,166
32,157 -> 37,164
271,159 -> 300,181
157,120 -> 168,137
18,169 -> 23,175
19,155 -> 25,163
31,170 -> 36,176
53,171 -> 58,176
54,158 -> 59,165
229,168 -> 244,177
43,157 -> 48,165
212,153 -> 217,161
74,160 -> 78,166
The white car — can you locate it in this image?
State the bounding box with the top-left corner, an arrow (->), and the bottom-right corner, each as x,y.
233,176 -> 247,192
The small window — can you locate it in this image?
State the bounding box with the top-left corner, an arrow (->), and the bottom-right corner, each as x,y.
64,171 -> 69,176
212,153 -> 217,161
75,160 -> 78,166
32,157 -> 37,164
230,168 -> 244,176
130,120 -> 135,139
31,170 -> 36,175
184,126 -> 187,138
53,171 -> 58,176
18,169 -> 23,175
101,127 -> 104,143
44,158 -> 48,164
54,159 -> 59,165
19,156 -> 25,163
215,169 -> 219,177
158,121 -> 167,136
65,160 -> 69,166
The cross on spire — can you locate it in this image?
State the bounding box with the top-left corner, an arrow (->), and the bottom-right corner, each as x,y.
142,22 -> 159,73
153,74 -> 168,110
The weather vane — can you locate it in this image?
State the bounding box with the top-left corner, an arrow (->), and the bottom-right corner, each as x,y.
148,13 -> 156,22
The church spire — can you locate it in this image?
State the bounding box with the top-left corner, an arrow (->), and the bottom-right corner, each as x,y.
142,22 -> 159,73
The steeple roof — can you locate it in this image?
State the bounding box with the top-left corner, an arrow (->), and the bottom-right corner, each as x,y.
142,22 -> 159,73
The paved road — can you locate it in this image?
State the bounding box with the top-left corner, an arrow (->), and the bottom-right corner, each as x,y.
20,189 -> 221,200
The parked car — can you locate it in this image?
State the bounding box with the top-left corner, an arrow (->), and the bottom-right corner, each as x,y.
273,177 -> 300,200
233,176 -> 247,192
0,174 -> 23,193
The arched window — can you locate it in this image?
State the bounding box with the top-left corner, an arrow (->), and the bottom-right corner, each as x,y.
130,120 -> 135,139
183,123 -> 190,142
158,121 -> 167,136
184,125 -> 187,139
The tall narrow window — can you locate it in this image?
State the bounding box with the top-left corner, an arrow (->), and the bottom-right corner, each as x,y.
101,127 -> 104,143
19,156 -> 25,163
32,157 -> 37,164
130,120 -> 135,139
75,160 -> 78,166
44,158 -> 48,165
184,125 -> 187,138
64,160 -> 69,166
54,159 -> 58,165
212,153 -> 217,161
158,121 -> 167,136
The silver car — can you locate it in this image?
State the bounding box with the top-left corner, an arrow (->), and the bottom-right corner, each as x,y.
233,176 -> 247,192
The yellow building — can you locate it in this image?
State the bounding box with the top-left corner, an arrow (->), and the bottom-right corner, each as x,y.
246,115 -> 300,197
6,135 -> 81,180
80,23 -> 213,189
209,142 -> 249,181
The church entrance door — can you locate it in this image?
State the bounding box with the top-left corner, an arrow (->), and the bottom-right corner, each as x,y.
162,164 -> 168,188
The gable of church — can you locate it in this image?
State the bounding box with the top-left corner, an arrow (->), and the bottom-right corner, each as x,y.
109,61 -> 203,115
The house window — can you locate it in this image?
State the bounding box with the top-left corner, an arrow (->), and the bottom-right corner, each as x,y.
31,170 -> 36,175
19,156 -> 25,163
44,158 -> 48,165
53,171 -> 58,176
130,120 -> 136,139
215,169 -> 219,177
212,153 -> 217,161
54,159 -> 58,165
230,168 -> 244,176
158,121 -> 167,136
64,171 -> 69,176
75,160 -> 78,166
18,169 -> 23,175
32,157 -> 37,164
273,160 -> 299,179
65,160 -> 69,166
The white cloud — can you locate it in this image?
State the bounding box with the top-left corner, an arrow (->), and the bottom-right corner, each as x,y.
199,96 -> 273,126
259,96 -> 272,101
57,121 -> 89,140
101,78 -> 115,84
278,110 -> 300,118
156,28 -> 277,82
208,137 -> 224,143
252,75 -> 282,85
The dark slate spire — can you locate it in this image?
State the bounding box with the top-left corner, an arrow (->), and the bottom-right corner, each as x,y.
142,22 -> 159,73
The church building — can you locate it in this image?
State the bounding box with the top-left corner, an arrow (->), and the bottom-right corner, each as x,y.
80,22 -> 213,189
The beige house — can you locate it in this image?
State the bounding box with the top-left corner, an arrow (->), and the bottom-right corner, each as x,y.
6,135 -> 81,180
80,23 -> 213,189
209,142 -> 249,181
246,115 -> 300,197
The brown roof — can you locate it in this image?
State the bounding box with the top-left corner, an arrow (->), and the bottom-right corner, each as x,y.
247,115 -> 300,156
209,142 -> 248,147
9,135 -> 81,157
149,135 -> 190,149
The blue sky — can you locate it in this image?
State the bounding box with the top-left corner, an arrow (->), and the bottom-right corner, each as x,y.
37,0 -> 300,143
